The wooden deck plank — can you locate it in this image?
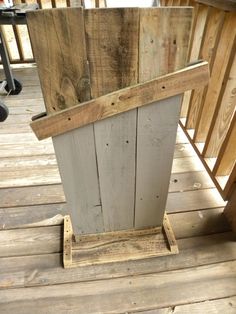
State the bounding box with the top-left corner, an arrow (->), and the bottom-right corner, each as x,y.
0,260 -> 236,313
0,207 -> 230,257
138,296 -> 236,314
0,232 -> 234,289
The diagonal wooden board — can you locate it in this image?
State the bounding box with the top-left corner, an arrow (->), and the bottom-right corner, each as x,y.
31,62 -> 209,140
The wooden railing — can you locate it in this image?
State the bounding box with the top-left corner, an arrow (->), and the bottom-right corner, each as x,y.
162,0 -> 236,217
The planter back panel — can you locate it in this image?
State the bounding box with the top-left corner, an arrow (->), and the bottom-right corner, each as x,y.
27,7 -> 193,235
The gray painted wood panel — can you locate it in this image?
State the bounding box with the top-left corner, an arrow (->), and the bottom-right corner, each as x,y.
135,95 -> 182,228
94,111 -> 137,231
53,126 -> 104,235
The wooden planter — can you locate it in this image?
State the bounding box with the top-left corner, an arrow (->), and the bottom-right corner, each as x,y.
27,7 -> 209,267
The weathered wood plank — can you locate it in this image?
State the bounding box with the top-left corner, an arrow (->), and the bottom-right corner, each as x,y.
27,8 -> 89,114
135,96 -> 182,227
0,225 -> 63,257
85,8 -> 136,231
0,206 -> 229,257
180,4 -> 208,117
1,260 -> 236,313
30,61 -> 209,140
135,8 -> 192,228
0,232 -> 234,289
139,296 -> 236,314
194,13 -> 236,142
166,188 -> 226,212
204,52 -> 236,157
53,128 -> 104,234
0,203 -> 66,230
186,7 -> 225,129
214,111 -> 236,176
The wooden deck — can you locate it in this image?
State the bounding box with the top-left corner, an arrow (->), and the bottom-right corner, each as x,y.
0,65 -> 236,313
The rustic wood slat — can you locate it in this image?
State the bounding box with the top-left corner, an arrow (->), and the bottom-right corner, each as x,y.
204,51 -> 236,157
135,7 -> 192,228
53,127 -> 104,234
185,7 -> 225,130
27,8 -> 90,114
135,96 -> 182,227
194,13 -> 236,142
84,8 -> 139,231
214,112 -> 236,176
64,214 -> 177,268
30,61 -> 209,140
27,8 -> 104,235
180,4 -> 208,117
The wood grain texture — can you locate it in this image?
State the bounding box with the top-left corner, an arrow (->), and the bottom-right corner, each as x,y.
63,214 -> 177,268
197,0 -> 236,12
0,231 -> 233,290
140,296 -> 236,314
27,8 -> 90,114
85,8 -> 139,231
31,61 -> 209,140
194,13 -> 236,142
1,260 -> 236,313
214,112 -> 236,176
53,127 -> 104,234
139,8 -> 192,81
204,52 -> 236,157
135,8 -> 192,227
180,4 -> 208,117
135,96 -> 182,227
186,7 -> 225,129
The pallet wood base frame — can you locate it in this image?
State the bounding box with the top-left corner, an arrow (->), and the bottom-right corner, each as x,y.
63,214 -> 178,268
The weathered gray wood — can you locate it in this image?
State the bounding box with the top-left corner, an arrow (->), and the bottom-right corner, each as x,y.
134,7 -> 192,228
85,8 -> 139,231
135,95 -> 182,227
0,232 -> 234,289
0,208 -> 229,258
0,260 -> 236,313
53,127 -> 104,234
94,111 -> 137,230
0,225 -> 62,257
139,296 -> 236,314
166,188 -> 226,213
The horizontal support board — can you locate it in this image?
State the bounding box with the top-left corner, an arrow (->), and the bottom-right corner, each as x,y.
31,62 -> 209,140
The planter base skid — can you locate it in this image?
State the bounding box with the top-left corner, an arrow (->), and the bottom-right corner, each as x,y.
63,213 -> 178,268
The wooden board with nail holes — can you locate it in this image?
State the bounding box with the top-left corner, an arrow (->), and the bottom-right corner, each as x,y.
63,214 -> 178,268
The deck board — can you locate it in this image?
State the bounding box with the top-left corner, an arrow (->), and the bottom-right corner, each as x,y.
0,66 -> 234,313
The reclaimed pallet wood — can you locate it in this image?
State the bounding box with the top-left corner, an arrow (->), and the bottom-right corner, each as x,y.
27,8 -> 90,113
85,8 -> 139,231
30,62 -> 209,140
63,214 -> 178,268
135,7 -> 191,228
27,7 -> 209,239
